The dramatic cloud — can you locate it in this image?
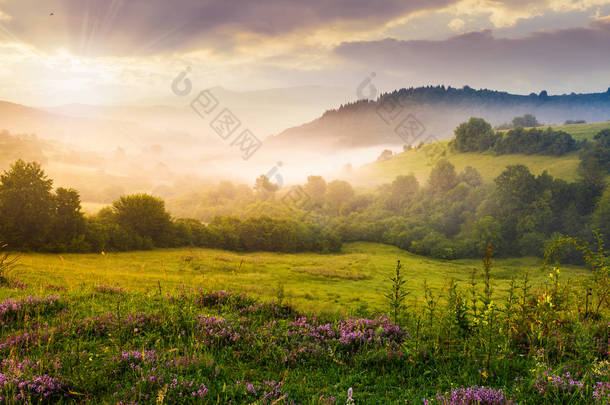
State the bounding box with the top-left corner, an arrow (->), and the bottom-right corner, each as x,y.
0,0 -> 456,56
448,18 -> 466,31
2,0 -> 608,56
335,17 -> 610,93
0,0 -> 609,105
437,0 -> 610,28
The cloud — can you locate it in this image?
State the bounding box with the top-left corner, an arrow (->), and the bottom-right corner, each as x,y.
448,18 -> 466,31
1,0 -> 609,104
334,21 -> 610,92
0,0 -> 607,62
0,0 -> 456,56
441,0 -> 610,28
591,13 -> 610,27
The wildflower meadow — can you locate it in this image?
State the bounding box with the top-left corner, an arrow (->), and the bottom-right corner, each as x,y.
0,237 -> 608,404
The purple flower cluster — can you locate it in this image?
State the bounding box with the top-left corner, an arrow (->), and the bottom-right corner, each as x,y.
109,351 -> 208,402
165,285 -> 191,303
195,315 -> 244,346
94,285 -> 125,294
0,325 -> 53,354
0,295 -> 62,326
237,380 -> 287,404
77,312 -> 161,337
533,371 -> 584,394
336,316 -> 405,350
593,382 -> 610,403
423,386 -> 514,404
3,278 -> 27,290
276,316 -> 405,363
115,350 -> 159,364
0,358 -> 65,402
113,377 -> 208,402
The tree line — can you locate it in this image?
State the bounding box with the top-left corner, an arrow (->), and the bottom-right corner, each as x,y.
0,121 -> 607,260
0,160 -> 340,253
451,117 -> 584,156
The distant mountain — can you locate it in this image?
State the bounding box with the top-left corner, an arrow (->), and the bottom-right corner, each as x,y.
266,86 -> 610,150
0,100 -> 197,153
46,85 -> 354,140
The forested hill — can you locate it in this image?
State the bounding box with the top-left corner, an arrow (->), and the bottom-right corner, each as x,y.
266,86 -> 610,150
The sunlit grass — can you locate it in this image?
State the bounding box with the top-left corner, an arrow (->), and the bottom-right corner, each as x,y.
356,120 -> 610,187
7,242 -> 588,317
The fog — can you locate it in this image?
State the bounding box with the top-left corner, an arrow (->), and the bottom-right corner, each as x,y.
0,85 -> 386,213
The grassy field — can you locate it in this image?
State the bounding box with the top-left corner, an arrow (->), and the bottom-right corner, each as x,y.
539,120 -> 610,141
6,242 -> 588,316
0,242 -> 607,404
355,141 -> 582,186
354,120 -> 610,187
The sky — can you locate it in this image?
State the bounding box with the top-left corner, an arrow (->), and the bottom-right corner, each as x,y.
1,0 -> 610,106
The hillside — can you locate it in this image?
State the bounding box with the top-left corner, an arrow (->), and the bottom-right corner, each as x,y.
350,120 -> 610,187
0,101 -> 196,152
267,86 -> 610,151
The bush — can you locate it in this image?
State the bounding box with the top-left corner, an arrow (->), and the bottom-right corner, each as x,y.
451,118 -> 496,152
494,127 -> 578,156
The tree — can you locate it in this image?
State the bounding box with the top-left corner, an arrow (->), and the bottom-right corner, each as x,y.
581,129 -> 610,173
52,187 -> 85,247
451,118 -> 495,152
458,166 -> 483,187
303,176 -> 327,208
578,157 -> 606,204
494,165 -> 537,205
428,159 -> 458,193
388,174 -> 419,211
216,181 -> 236,200
470,216 -> 505,255
254,175 -> 279,200
325,180 -> 354,214
0,160 -> 54,249
112,194 -> 172,246
592,188 -> 610,247
377,149 -> 393,161
512,114 -> 540,128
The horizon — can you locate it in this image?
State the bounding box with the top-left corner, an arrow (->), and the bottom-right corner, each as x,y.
3,83 -> 610,111
1,1 -> 610,107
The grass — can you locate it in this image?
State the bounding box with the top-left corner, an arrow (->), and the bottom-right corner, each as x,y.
355,141 -> 582,186
6,242 -> 588,317
0,242 -> 607,404
354,120 -> 610,187
540,120 -> 610,141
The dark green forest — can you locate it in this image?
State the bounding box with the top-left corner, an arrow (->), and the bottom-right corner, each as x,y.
325,86 -> 610,119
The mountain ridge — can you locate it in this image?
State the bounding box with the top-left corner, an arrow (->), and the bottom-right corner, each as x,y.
266,85 -> 610,151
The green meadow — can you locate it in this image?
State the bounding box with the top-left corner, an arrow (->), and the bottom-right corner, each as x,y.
6,242 -> 589,316
546,120 -> 610,141
354,120 -> 610,187
1,242 -> 606,404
